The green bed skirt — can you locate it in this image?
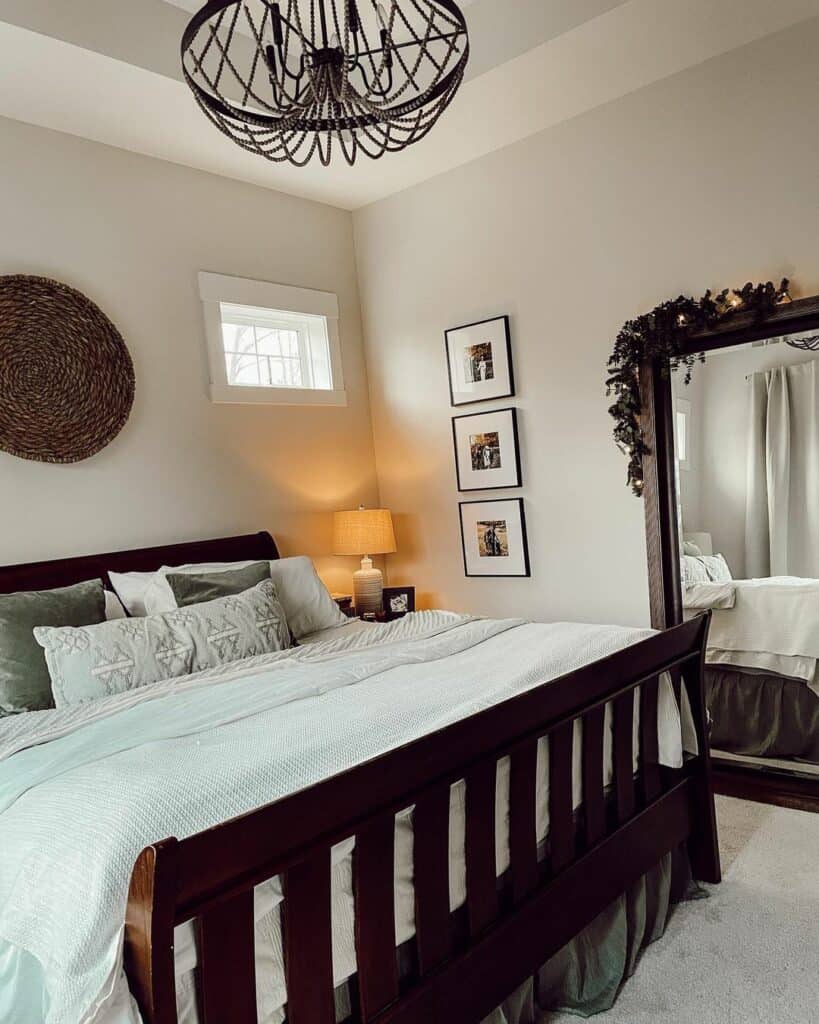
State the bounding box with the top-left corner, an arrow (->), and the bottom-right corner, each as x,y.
482,844 -> 692,1023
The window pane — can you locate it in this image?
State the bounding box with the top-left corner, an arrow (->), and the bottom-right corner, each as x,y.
225,352 -> 261,386
255,329 -> 282,358
222,323 -> 256,356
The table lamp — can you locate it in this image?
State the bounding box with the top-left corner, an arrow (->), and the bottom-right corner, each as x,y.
333,506 -> 397,615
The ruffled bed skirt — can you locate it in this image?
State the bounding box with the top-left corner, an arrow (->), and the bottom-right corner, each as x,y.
482,847 -> 691,1023
707,667 -> 819,761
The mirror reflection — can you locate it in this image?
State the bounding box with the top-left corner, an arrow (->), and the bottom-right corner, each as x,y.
673,330 -> 819,767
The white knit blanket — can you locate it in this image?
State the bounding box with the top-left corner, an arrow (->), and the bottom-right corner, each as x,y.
0,612 -> 686,1024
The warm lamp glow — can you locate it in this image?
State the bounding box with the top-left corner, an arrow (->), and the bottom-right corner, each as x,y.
333,508 -> 397,557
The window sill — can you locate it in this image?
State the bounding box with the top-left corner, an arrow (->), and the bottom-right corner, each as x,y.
209,383 -> 348,407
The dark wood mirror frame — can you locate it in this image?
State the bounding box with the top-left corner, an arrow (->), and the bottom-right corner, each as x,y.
640,292 -> 819,812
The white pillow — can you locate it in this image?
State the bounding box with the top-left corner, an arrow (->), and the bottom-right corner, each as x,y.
110,556 -> 346,639
269,557 -> 347,639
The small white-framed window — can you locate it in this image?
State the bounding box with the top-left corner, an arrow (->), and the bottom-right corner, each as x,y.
675,398 -> 691,470
199,272 -> 346,406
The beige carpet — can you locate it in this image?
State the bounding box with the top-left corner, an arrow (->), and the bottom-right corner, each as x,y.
548,795 -> 819,1023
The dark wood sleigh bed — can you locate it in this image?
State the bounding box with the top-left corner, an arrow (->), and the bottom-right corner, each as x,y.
1,532 -> 721,1024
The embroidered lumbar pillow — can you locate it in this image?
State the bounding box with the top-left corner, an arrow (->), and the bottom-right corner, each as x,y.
34,579 -> 290,707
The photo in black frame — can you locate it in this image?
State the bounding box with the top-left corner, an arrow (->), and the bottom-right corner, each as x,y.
445,315 -> 514,407
459,497 -> 531,578
452,406 -> 522,492
382,586 -> 416,619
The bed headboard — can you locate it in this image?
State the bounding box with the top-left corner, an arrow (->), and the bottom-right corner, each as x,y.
0,531 -> 280,595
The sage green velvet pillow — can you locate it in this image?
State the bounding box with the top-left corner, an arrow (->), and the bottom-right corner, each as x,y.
0,580 -> 106,715
165,561 -> 271,608
34,579 -> 291,708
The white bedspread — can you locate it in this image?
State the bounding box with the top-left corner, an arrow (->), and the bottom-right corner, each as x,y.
0,612 -> 687,1024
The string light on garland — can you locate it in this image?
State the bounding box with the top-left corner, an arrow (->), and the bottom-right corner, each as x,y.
180,1 -> 469,167
606,278 -> 791,496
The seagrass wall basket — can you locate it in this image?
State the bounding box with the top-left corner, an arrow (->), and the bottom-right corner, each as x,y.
0,275 -> 135,463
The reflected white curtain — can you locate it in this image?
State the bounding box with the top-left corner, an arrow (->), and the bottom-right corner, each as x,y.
745,360 -> 819,577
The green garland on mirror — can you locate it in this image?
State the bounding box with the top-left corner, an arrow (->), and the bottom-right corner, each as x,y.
606,278 -> 791,497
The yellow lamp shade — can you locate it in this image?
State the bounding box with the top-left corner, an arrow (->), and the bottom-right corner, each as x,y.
333,508 -> 397,556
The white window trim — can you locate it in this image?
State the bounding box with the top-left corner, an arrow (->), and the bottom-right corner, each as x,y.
198,271 -> 347,407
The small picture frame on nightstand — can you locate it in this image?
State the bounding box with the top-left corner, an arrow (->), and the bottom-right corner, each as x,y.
382,586 -> 415,620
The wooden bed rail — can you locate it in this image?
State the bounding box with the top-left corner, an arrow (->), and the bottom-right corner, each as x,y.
124,613 -> 718,1024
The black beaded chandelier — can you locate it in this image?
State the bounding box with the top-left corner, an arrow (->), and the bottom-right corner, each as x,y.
181,1 -> 469,167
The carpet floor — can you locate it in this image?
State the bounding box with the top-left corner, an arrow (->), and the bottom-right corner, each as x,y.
548,795 -> 819,1024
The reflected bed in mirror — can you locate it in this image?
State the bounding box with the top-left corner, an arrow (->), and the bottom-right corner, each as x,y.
642,295 -> 819,810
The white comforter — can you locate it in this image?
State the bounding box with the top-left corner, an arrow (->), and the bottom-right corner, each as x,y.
0,612 -> 688,1024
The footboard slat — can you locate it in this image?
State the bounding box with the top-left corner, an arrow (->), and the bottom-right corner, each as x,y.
355,814 -> 400,1019
283,850 -> 334,1024
581,707 -> 606,848
509,739 -> 538,904
640,676 -> 662,804
613,691 -> 636,823
196,889 -> 256,1023
548,722 -> 574,872
413,785 -> 452,974
465,759 -> 498,936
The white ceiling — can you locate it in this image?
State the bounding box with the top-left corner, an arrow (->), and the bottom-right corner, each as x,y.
0,0 -> 818,210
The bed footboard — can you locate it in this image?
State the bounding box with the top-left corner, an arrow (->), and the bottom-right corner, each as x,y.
124,613 -> 718,1024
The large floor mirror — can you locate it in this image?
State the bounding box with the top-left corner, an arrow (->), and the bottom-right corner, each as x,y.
642,294 -> 819,810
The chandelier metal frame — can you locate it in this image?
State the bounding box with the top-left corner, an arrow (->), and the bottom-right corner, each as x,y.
181,0 -> 470,166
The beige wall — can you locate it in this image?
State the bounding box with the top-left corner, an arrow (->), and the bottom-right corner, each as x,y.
0,116 -> 378,593
354,19 -> 819,626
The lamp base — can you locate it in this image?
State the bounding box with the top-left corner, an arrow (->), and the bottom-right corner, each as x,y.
353,557 -> 384,615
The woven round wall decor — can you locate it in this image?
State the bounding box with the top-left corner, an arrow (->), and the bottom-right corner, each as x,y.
0,275 -> 135,463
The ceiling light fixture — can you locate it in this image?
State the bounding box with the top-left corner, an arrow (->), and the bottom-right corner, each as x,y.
181,1 -> 469,167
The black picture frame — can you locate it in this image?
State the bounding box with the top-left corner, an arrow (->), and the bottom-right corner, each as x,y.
451,406 -> 522,492
382,586 -> 416,619
459,497 -> 531,578
445,315 -> 515,407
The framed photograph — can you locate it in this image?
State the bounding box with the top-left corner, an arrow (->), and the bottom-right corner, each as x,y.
459,498 -> 530,578
445,315 -> 514,407
452,407 -> 521,492
382,586 -> 416,619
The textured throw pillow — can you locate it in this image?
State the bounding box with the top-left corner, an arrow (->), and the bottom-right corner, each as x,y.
682,540 -> 703,557
35,579 -> 290,707
165,562 -> 271,608
0,580 -> 106,715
